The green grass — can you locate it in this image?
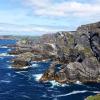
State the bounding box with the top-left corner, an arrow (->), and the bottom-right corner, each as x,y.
86,94 -> 100,100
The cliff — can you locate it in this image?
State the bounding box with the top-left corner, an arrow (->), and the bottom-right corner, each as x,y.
9,21 -> 100,84
40,22 -> 100,83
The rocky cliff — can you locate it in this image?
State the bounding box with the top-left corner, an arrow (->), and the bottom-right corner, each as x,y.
40,22 -> 100,84
9,21 -> 100,84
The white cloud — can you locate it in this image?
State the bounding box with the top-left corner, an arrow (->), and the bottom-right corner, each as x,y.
0,23 -> 67,35
24,0 -> 100,18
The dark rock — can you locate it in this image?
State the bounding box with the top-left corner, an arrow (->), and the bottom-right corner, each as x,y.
11,52 -> 33,69
39,62 -> 58,82
12,60 -> 31,70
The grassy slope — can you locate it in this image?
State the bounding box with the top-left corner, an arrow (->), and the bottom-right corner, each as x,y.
86,94 -> 100,100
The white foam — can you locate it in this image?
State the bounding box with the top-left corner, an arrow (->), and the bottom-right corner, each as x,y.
0,53 -> 8,56
54,90 -> 100,98
8,66 -> 30,70
0,53 -> 15,57
42,60 -> 47,62
20,66 -> 29,69
55,90 -> 87,97
8,66 -> 12,69
75,81 -> 82,85
50,80 -> 68,88
21,95 -> 31,99
32,64 -> 38,68
33,74 -> 43,81
0,46 -> 8,48
7,48 -> 11,51
0,80 -> 11,83
92,91 -> 100,94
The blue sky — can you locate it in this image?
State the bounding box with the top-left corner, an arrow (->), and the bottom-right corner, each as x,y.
0,0 -> 100,36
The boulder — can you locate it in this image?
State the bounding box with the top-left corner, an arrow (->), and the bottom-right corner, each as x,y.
39,62 -> 58,82
12,60 -> 31,70
11,52 -> 33,69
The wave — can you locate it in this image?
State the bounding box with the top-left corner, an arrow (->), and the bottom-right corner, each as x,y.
75,81 -> 82,85
0,53 -> 8,56
7,48 -> 11,52
0,80 -> 11,84
50,80 -> 68,88
16,71 -> 28,73
0,53 -> 15,57
54,90 -> 100,98
54,90 -> 87,97
0,46 -> 8,48
33,74 -> 69,87
8,65 -> 12,69
18,66 -> 30,70
33,74 -> 43,81
0,89 -> 15,95
92,91 -> 100,94
32,64 -> 38,68
21,95 -> 31,99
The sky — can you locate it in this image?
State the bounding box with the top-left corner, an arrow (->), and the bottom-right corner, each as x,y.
0,0 -> 100,36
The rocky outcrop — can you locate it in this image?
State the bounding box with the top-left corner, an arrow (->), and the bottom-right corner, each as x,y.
40,57 -> 100,83
76,22 -> 100,61
40,22 -> 100,84
12,52 -> 33,69
12,60 -> 31,70
9,21 -> 100,83
40,62 -> 57,82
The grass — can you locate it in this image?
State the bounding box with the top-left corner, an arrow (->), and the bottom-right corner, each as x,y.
86,94 -> 100,100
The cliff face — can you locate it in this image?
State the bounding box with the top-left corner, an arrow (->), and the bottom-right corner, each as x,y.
76,22 -> 100,61
9,21 -> 100,83
40,22 -> 100,83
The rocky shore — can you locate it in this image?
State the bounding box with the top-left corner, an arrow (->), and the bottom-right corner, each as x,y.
9,22 -> 100,84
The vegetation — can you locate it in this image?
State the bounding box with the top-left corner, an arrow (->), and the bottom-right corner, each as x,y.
86,94 -> 100,100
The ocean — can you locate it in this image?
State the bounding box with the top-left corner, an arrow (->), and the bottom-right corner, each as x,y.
0,39 -> 100,100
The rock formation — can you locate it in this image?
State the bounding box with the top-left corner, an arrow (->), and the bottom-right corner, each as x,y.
12,52 -> 33,69
40,22 -> 100,84
9,21 -> 100,84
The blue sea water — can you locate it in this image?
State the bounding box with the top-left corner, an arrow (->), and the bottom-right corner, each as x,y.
0,39 -> 16,46
0,39 -> 100,100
